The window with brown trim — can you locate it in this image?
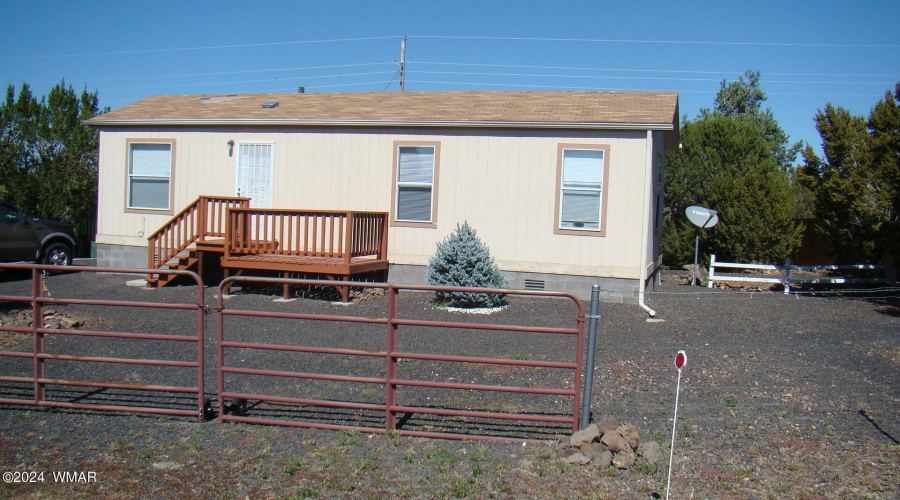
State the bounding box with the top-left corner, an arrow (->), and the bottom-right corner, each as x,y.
126,139 -> 175,213
554,143 -> 610,236
391,141 -> 440,228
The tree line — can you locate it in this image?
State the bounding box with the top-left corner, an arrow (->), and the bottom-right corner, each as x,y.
664,71 -> 900,267
1,76 -> 896,266
0,80 -> 106,227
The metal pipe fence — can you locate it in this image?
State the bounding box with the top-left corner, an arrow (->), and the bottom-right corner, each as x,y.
216,276 -> 586,442
1,266 -> 593,440
0,263 -> 208,419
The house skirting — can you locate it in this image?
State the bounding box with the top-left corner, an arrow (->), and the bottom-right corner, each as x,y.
389,264 -> 656,303
94,244 -> 656,302
96,243 -> 149,270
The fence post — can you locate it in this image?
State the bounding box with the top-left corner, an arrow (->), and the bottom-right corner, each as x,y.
32,268 -> 45,404
784,258 -> 792,295
707,254 -> 716,289
385,285 -> 399,432
580,284 -> 601,429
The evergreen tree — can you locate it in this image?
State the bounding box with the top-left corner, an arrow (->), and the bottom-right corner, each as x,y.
427,222 -> 508,308
868,83 -> 900,262
663,71 -> 802,266
801,84 -> 900,263
0,80 -> 106,225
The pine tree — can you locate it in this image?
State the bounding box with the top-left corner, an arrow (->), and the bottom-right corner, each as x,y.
0,80 -> 106,225
427,222 -> 508,308
801,84 -> 900,263
663,70 -> 803,265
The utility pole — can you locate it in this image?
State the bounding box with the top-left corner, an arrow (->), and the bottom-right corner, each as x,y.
400,36 -> 407,92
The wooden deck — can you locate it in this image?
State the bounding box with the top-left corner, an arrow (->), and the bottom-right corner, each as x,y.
148,197 -> 389,301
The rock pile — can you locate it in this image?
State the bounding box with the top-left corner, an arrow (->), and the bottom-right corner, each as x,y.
0,309 -> 82,329
348,287 -> 386,303
554,417 -> 662,469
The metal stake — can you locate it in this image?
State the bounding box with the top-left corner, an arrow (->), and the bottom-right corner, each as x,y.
667,350 -> 688,500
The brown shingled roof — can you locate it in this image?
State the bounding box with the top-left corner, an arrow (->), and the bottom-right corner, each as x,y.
88,90 -> 678,130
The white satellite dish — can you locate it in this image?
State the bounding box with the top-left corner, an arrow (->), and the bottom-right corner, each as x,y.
686,206 -> 719,229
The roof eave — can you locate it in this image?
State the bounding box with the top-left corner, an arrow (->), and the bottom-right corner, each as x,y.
87,119 -> 676,130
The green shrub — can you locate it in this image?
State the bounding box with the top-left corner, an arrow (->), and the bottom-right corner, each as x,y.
427,222 -> 508,308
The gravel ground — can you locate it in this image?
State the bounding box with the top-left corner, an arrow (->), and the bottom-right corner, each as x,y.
0,268 -> 898,499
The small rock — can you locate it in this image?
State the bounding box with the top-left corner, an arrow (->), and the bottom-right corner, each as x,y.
593,450 -> 613,468
569,423 -> 601,447
616,423 -> 640,450
612,451 -> 636,469
600,430 -> 631,453
563,452 -> 591,465
638,441 -> 662,465
57,316 -> 80,329
579,442 -> 607,461
554,446 -> 580,459
594,417 -> 619,434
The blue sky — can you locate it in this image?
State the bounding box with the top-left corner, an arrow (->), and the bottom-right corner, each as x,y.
2,0 -> 898,158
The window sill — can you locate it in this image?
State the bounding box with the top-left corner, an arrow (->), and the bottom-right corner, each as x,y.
391,220 -> 437,229
125,207 -> 175,216
554,227 -> 606,237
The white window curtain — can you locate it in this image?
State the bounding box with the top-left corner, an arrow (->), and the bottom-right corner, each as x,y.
560,149 -> 604,230
396,146 -> 435,222
128,143 -> 171,210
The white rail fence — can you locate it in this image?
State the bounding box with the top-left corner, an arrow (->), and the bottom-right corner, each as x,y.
707,254 -> 898,294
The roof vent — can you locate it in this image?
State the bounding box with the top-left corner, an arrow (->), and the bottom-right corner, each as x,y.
262,101 -> 279,109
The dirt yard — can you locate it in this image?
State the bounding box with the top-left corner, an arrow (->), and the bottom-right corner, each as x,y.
0,268 -> 898,499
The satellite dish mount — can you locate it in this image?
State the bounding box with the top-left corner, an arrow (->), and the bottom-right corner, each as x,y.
685,206 -> 719,286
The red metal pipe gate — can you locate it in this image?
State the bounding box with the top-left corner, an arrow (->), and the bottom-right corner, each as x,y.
217,276 -> 585,442
0,267 -> 587,441
0,264 -> 207,419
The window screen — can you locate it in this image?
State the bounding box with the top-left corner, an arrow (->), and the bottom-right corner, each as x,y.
396,146 -> 435,222
128,143 -> 172,210
559,149 -> 604,230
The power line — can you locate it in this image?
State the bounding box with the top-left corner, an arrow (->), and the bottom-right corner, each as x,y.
103,71 -> 397,92
382,69 -> 401,91
8,33 -> 896,62
0,36 -> 404,61
404,80 -> 885,98
411,61 -> 900,79
412,69 -> 895,87
46,62 -> 399,85
410,35 -> 900,49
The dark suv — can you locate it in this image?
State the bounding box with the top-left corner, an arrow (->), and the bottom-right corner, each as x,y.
0,199 -> 78,266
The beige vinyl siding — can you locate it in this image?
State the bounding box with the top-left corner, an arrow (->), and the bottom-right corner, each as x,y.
96,127 -> 652,279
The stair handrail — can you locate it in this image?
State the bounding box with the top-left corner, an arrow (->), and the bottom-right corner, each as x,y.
148,195 -> 250,270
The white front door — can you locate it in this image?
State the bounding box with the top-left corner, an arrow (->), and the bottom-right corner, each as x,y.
236,143 -> 274,208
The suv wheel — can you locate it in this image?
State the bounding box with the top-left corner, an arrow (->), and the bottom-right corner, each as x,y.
42,242 -> 72,266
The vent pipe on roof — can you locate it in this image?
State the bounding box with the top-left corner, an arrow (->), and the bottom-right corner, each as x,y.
298,86 -> 305,94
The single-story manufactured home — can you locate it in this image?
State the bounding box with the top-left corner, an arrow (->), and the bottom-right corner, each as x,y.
87,90 -> 678,302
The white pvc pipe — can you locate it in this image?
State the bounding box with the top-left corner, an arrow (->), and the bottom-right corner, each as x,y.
639,130 -> 657,317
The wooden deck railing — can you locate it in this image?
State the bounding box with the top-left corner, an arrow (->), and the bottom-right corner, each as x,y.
148,196 -> 250,268
224,208 -> 388,263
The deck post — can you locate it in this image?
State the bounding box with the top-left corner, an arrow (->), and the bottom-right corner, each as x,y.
344,211 -> 354,267
339,275 -> 350,303
380,212 -> 389,261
